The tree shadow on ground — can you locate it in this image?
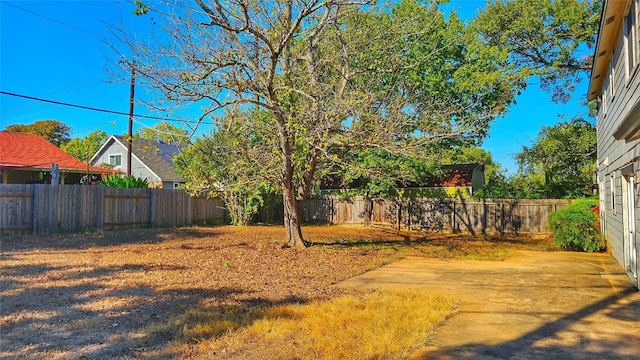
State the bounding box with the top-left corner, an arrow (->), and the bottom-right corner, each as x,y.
311,231 -> 551,257
418,288 -> 640,360
0,261 -> 310,359
310,231 -> 464,247
0,227 -> 226,252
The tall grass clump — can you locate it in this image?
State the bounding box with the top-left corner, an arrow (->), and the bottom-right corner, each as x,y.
180,290 -> 459,360
549,198 -> 604,252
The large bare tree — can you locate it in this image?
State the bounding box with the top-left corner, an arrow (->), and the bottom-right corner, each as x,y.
113,0 -> 517,247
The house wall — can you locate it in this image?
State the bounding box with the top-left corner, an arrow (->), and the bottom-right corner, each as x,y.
597,3 -> 640,287
92,140 -> 162,185
1,170 -> 87,185
161,181 -> 183,190
2,170 -> 43,184
471,167 -> 485,193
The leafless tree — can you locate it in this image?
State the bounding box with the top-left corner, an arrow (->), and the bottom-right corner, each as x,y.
110,0 -> 516,247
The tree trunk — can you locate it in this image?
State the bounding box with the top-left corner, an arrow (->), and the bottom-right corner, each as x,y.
296,148 -> 319,222
282,181 -> 306,248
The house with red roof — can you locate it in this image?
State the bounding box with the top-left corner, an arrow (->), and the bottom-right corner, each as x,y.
0,132 -> 106,184
406,163 -> 486,197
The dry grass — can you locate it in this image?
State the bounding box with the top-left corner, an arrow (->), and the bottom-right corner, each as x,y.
179,290 -> 459,360
176,290 -> 457,359
0,225 -> 553,359
306,226 -> 554,262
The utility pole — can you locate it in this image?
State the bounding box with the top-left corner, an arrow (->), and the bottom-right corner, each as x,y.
127,61 -> 135,177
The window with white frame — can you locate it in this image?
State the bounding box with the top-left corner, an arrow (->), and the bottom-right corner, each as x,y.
109,154 -> 122,167
626,0 -> 640,80
602,83 -> 608,116
611,174 -> 616,214
599,179 -> 607,234
610,51 -> 615,99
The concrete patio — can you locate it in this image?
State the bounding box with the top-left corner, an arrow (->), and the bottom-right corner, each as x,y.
338,251 -> 640,359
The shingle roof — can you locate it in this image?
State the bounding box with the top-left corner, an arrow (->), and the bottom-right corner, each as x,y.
0,131 -> 104,173
113,135 -> 185,182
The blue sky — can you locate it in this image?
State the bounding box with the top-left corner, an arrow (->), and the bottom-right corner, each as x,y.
0,0 -> 592,175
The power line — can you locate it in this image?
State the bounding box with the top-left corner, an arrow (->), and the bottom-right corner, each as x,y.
2,2 -> 107,39
71,121 -> 119,136
0,91 -> 212,125
4,80 -> 108,122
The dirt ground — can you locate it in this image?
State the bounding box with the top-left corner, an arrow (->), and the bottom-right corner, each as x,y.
0,226 -> 553,359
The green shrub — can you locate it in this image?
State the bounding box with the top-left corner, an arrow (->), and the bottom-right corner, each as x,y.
101,175 -> 149,188
549,198 -> 604,252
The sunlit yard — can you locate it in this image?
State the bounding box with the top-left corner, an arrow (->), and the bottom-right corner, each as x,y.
174,290 -> 458,359
1,225 -> 553,359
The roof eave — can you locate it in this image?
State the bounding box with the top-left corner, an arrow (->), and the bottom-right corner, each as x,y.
89,135 -> 118,164
587,0 -> 627,101
0,165 -> 105,174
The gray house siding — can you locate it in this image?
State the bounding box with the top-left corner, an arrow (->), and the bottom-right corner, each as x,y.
90,137 -> 165,188
593,0 -> 640,288
162,181 -> 181,189
91,144 -> 130,176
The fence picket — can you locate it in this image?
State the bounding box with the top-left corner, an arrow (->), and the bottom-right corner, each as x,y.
0,185 -> 203,234
303,196 -> 572,235
0,185 -> 573,236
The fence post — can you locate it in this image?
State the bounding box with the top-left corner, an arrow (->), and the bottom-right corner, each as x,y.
97,185 -> 104,230
148,188 -> 154,227
186,192 -> 192,226
405,199 -> 415,231
49,185 -> 58,233
500,201 -> 505,235
406,198 -> 411,230
330,196 -> 334,225
396,199 -> 401,231
32,184 -> 37,235
451,199 -> 456,234
482,198 -> 487,235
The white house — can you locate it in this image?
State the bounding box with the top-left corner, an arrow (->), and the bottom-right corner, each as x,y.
588,0 -> 640,288
90,135 -> 185,189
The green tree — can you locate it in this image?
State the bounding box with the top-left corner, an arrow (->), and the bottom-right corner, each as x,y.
101,175 -> 149,188
514,118 -> 596,198
61,130 -> 109,162
120,0 -> 517,247
472,0 -> 601,103
135,121 -> 191,145
445,146 -> 504,181
326,147 -> 442,199
175,109 -> 279,226
550,198 -> 603,252
4,120 -> 71,146
473,173 -> 515,199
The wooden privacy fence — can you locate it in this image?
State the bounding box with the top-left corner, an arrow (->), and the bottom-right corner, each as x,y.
0,185 -> 571,236
304,196 -> 573,235
191,196 -> 227,225
0,184 -> 226,234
